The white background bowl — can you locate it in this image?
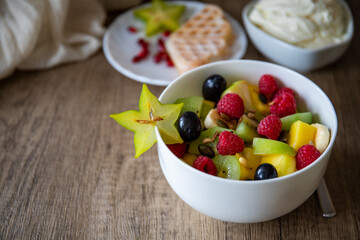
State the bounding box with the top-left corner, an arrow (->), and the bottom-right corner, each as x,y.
242,0 -> 354,73
155,60 -> 338,223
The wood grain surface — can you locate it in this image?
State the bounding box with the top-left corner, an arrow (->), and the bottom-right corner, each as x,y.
1,0 -> 359,239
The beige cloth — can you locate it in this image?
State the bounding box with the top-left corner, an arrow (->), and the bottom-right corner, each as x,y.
0,0 -> 106,79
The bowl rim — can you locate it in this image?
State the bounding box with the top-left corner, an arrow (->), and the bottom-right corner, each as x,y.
242,0 -> 354,52
156,59 -> 338,185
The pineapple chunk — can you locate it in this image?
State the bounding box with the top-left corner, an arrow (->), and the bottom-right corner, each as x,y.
236,148 -> 261,179
288,120 -> 317,151
248,84 -> 270,115
181,153 -> 197,166
261,155 -> 297,177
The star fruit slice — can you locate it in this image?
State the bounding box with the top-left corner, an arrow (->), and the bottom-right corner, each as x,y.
110,84 -> 183,158
134,0 -> 185,36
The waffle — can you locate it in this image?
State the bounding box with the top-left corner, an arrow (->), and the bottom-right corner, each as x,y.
166,4 -> 235,73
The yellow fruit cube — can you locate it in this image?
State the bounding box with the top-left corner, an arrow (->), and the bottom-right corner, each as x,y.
181,153 -> 197,166
248,84 -> 270,115
288,120 -> 317,151
261,155 -> 297,177
236,148 -> 262,180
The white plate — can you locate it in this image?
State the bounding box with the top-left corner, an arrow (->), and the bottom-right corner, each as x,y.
103,1 -> 248,86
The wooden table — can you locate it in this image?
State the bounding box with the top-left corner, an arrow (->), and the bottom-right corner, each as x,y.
1,0 -> 359,239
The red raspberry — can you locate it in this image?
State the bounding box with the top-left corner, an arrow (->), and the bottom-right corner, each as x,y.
167,142 -> 187,158
193,156 -> 217,176
216,131 -> 244,155
257,114 -> 282,140
273,87 -> 295,99
217,93 -> 244,119
259,74 -> 278,94
270,92 -> 296,117
296,144 -> 321,170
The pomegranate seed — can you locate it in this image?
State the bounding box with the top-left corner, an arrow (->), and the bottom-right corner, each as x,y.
158,38 -> 165,51
128,26 -> 137,33
138,38 -> 149,48
138,49 -> 149,58
132,55 -> 142,63
154,52 -> 165,63
166,57 -> 174,67
163,31 -> 171,37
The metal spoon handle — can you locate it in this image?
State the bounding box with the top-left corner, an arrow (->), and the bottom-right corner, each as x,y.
316,178 -> 336,218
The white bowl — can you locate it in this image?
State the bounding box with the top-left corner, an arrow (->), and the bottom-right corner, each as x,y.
242,0 -> 354,73
155,60 -> 338,223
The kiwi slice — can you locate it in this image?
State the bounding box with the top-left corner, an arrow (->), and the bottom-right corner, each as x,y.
174,96 -> 204,117
212,155 -> 241,180
200,100 -> 215,122
281,112 -> 312,131
188,126 -> 234,155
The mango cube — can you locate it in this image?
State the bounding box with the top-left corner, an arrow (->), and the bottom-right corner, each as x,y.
248,84 -> 270,115
261,155 -> 297,177
288,120 -> 316,151
181,153 -> 197,166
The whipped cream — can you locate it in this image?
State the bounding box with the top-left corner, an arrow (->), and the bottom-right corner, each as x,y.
249,0 -> 348,48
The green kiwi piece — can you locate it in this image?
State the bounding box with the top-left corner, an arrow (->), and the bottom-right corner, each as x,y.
200,100 -> 215,123
236,122 -> 260,143
188,127 -> 234,155
174,96 -> 204,117
280,112 -> 312,131
212,155 -> 241,180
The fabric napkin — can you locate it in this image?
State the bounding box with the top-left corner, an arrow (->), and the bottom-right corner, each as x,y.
0,0 -> 106,80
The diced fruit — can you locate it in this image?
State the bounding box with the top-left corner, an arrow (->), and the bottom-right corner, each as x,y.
242,148 -> 262,173
174,96 -> 203,116
167,142 -> 187,158
253,138 -> 297,157
254,163 -> 278,180
236,122 -> 259,143
248,84 -> 270,115
259,74 -> 278,95
193,156 -> 217,176
216,131 -> 245,155
188,126 -> 233,155
204,109 -> 220,129
111,84 -> 183,158
202,74 -> 227,102
311,123 -> 330,154
270,92 -> 296,117
133,0 -> 185,36
200,100 -> 215,125
296,144 -> 321,170
239,162 -> 252,180
288,120 -> 316,151
178,111 -> 202,142
236,153 -> 255,180
281,112 -> 312,131
257,114 -> 282,140
181,153 -> 197,166
217,93 -> 244,119
212,155 -> 241,180
261,155 -> 297,177
221,80 -> 254,111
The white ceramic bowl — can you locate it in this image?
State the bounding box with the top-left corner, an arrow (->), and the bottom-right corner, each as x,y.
242,0 -> 354,73
155,60 -> 337,223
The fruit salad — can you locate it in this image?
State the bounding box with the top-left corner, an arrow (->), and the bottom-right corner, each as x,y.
111,74 -> 330,181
